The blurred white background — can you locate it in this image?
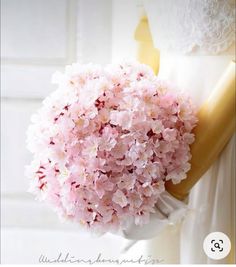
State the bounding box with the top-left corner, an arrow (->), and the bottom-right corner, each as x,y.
1,0 -> 140,263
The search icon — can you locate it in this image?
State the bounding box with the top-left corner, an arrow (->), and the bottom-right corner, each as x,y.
214,242 -> 220,249
203,232 -> 231,260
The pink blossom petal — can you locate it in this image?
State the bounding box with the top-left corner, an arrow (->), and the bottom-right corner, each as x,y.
112,189 -> 128,208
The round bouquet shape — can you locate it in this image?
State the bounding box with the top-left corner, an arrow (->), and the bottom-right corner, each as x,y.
26,62 -> 197,234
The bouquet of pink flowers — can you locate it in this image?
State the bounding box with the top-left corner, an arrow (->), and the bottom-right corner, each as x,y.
26,62 -> 197,234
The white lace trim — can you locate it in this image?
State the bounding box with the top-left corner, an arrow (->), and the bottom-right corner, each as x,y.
145,0 -> 235,55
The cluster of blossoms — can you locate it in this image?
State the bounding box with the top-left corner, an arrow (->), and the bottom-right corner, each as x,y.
26,62 -> 197,233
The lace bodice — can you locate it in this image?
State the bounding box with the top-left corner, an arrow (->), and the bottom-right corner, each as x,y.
144,0 -> 235,55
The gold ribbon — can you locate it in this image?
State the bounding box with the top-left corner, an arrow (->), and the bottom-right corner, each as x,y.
166,61 -> 235,200
134,16 -> 160,75
135,17 -> 236,200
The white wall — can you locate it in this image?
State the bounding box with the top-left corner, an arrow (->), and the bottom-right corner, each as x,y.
1,0 -> 135,263
112,0 -> 140,62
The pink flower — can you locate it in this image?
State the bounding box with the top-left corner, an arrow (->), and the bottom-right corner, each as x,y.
151,120 -> 164,134
99,125 -> 117,151
95,174 -> 114,198
162,128 -> 177,142
118,174 -> 136,190
112,189 -> 128,208
140,182 -> 154,197
128,192 -> 142,209
82,136 -> 98,158
110,110 -> 133,129
26,62 -> 197,234
143,162 -> 161,179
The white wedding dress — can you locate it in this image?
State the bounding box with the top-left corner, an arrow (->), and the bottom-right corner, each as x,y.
121,0 -> 235,264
